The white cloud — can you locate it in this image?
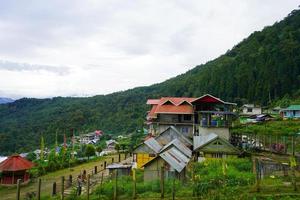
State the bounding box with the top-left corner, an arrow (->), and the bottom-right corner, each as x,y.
0,0 -> 299,98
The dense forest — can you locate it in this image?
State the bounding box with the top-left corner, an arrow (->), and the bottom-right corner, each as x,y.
1,9 -> 300,154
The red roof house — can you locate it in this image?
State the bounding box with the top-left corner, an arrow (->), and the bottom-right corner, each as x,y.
0,154 -> 34,185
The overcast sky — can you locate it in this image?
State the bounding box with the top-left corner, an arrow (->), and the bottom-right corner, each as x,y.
0,0 -> 299,99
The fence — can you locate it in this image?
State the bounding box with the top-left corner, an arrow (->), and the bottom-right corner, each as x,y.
9,155 -> 300,200
230,132 -> 300,155
11,153 -> 129,200
253,157 -> 299,194
92,167 -> 194,200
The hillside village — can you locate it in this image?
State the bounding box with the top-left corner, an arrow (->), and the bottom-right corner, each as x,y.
1,93 -> 300,199
1,3 -> 300,200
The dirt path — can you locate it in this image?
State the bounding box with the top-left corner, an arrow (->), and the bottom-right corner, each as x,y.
0,153 -> 128,200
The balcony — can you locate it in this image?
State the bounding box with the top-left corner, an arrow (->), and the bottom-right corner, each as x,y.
196,111 -> 235,128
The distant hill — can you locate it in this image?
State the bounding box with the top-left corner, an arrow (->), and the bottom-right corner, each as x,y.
0,9 -> 300,154
0,97 -> 14,104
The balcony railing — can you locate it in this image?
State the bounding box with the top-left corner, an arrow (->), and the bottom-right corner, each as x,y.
199,119 -> 230,127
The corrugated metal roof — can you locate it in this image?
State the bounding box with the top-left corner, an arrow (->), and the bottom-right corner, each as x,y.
160,147 -> 190,172
161,139 -> 192,158
106,163 -> 132,169
282,105 -> 300,111
145,137 -> 162,153
193,133 -> 218,151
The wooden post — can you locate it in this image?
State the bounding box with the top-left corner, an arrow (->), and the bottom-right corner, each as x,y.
118,154 -> 121,162
160,166 -> 164,199
94,166 -> 97,174
37,178 -> 41,200
263,135 -> 266,151
104,161 -> 107,169
61,176 -> 65,200
52,182 -> 57,196
172,177 -> 175,200
68,175 -> 72,188
16,179 -> 21,200
132,168 -> 136,199
254,158 -> 260,192
87,174 -> 90,200
191,164 -> 195,197
112,157 -> 114,163
113,170 -> 118,200
100,172 -> 104,193
292,135 -> 295,156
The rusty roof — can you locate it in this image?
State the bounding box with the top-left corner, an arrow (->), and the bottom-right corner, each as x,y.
0,154 -> 34,172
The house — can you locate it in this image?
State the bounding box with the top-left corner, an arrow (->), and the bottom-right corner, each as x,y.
133,126 -> 192,169
133,137 -> 162,168
142,139 -> 192,182
106,139 -> 118,151
280,105 -> 300,119
0,154 -> 34,185
147,94 -> 237,140
241,104 -> 262,115
193,133 -> 240,161
80,131 -> 101,145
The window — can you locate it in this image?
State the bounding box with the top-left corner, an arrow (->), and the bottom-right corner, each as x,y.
247,108 -> 253,112
212,153 -> 224,158
183,115 -> 192,121
182,127 -> 189,133
213,141 -> 222,145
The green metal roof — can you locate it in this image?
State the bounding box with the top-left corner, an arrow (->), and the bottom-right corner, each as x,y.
285,105 -> 300,110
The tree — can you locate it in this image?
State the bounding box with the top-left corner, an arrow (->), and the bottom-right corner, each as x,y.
26,152 -> 36,161
115,143 -> 120,153
96,146 -> 102,153
85,145 -> 95,160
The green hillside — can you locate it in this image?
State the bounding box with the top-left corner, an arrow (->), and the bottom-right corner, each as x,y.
1,9 -> 300,154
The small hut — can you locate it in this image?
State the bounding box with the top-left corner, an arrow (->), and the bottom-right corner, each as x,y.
106,163 -> 132,177
0,154 -> 34,185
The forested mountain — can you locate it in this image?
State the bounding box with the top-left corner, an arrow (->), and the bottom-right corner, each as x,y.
1,9 -> 300,154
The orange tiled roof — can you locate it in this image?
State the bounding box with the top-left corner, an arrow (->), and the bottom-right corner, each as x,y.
147,97 -> 197,119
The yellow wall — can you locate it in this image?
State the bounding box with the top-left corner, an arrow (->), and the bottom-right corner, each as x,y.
137,153 -> 155,168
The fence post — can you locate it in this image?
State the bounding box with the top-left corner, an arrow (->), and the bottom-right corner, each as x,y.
100,172 -> 104,192
113,170 -> 118,200
87,174 -> 90,200
68,175 -> 72,188
119,154 -> 121,162
37,178 -> 41,200
160,166 -> 164,199
104,161 -> 107,169
254,158 -> 260,192
52,182 -> 57,196
16,179 -> 21,200
112,157 -> 114,163
172,177 -> 175,200
192,164 -> 196,197
61,176 -> 65,200
95,166 -> 98,174
132,168 -> 136,199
